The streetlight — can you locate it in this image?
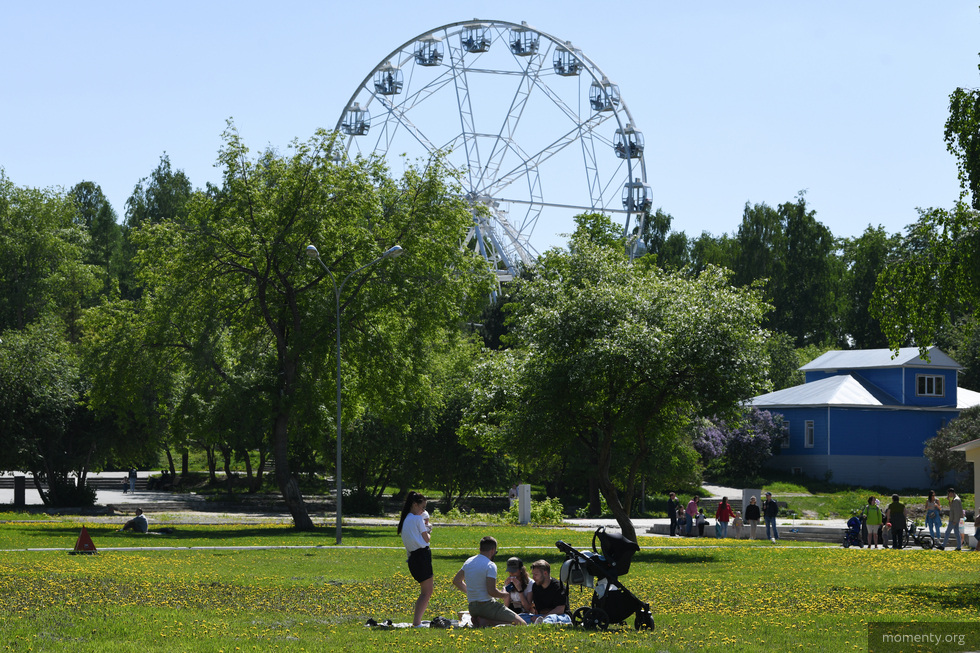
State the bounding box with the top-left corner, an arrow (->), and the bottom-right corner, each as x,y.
305,243 -> 404,544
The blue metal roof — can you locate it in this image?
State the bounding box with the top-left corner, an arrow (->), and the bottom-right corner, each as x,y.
800,346 -> 961,372
751,375 -> 890,408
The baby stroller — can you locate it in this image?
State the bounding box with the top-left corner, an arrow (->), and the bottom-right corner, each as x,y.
555,526 -> 655,631
842,516 -> 865,548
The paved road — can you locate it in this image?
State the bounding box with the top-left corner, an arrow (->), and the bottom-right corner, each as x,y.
0,472 -> 167,508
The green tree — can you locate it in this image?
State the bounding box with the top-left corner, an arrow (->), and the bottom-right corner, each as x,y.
119,154 -> 194,299
923,405 -> 979,485
689,231 -> 737,275
841,226 -> 900,349
872,204 -> 980,352
0,173 -> 99,336
70,181 -> 122,297
733,201 -> 783,291
774,194 -> 842,347
128,126 -> 492,530
945,56 -> 980,209
79,298 -> 187,479
464,234 -> 771,541
873,56 -> 980,353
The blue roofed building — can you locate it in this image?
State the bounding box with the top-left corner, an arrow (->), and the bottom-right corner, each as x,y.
750,347 -> 980,488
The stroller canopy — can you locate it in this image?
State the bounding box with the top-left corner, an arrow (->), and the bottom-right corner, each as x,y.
593,527 -> 640,579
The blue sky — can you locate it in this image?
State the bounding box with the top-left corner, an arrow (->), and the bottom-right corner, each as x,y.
2,1 -> 978,253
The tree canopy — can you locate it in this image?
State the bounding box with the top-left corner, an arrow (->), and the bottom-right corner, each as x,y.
464,227 -> 771,541
86,126 -> 494,529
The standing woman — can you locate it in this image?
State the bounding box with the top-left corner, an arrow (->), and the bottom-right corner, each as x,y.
715,497 -> 735,538
924,491 -> 942,541
398,491 -> 433,627
862,496 -> 883,548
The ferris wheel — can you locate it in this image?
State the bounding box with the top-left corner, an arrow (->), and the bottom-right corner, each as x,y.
336,19 -> 651,281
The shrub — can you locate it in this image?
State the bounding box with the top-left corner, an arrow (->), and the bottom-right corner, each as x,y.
503,497 -> 566,525
342,488 -> 383,516
43,478 -> 97,507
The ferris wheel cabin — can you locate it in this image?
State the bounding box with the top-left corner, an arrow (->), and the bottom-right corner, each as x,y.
374,62 -> 403,95
622,178 -> 652,213
614,125 -> 644,159
461,24 -> 491,53
340,102 -> 370,136
553,45 -> 582,76
415,37 -> 444,66
509,26 -> 539,56
590,77 -> 621,112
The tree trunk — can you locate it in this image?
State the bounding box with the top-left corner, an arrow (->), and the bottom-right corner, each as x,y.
204,445 -> 217,484
220,446 -> 233,486
251,449 -> 267,493
273,411 -> 314,531
598,431 -> 637,543
588,473 -> 601,516
165,447 -> 177,481
181,450 -> 189,476
598,476 -> 637,543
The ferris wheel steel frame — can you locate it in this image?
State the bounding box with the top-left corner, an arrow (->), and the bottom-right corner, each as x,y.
336,19 -> 650,281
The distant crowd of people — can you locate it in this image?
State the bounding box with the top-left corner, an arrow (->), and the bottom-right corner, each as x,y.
858,488 -> 977,551
665,491 -> 783,542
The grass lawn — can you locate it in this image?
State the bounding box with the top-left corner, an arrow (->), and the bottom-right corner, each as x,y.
1,516 -> 978,652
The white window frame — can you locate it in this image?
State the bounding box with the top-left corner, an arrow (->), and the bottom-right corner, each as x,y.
804,420 -> 815,448
916,374 -> 945,397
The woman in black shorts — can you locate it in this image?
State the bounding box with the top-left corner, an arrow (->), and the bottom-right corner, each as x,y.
397,491 -> 433,626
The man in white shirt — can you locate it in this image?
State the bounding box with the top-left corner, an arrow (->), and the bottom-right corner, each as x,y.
452,536 -> 526,626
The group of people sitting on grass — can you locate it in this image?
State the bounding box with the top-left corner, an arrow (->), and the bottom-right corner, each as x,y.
397,491 -> 569,628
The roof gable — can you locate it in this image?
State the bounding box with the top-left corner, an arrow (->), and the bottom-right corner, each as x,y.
751,375 -> 891,408
800,346 -> 961,372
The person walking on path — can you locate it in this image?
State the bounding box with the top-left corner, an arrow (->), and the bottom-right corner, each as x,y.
924,491 -> 943,541
939,488 -> 964,551
744,495 -> 761,540
397,491 -> 433,627
667,492 -> 679,537
685,496 -> 699,537
128,467 -> 138,494
762,492 -> 779,542
715,497 -> 735,538
862,496 -> 883,548
452,536 -> 527,627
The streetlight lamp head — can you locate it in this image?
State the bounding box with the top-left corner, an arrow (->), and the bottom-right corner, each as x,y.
305,245 -> 320,259
383,245 -> 404,259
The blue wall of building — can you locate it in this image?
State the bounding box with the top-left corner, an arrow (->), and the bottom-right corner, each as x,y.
773,406 -> 954,458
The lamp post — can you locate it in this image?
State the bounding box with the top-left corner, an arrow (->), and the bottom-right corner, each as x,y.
305,244 -> 404,544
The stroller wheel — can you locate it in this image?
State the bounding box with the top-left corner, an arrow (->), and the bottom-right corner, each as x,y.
572,606 -> 590,628
634,609 -> 655,631
582,607 -> 609,631
843,539 -> 851,548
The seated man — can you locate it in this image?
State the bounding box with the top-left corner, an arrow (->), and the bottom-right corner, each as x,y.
452,536 -> 526,627
121,508 -> 148,533
529,559 -> 568,623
